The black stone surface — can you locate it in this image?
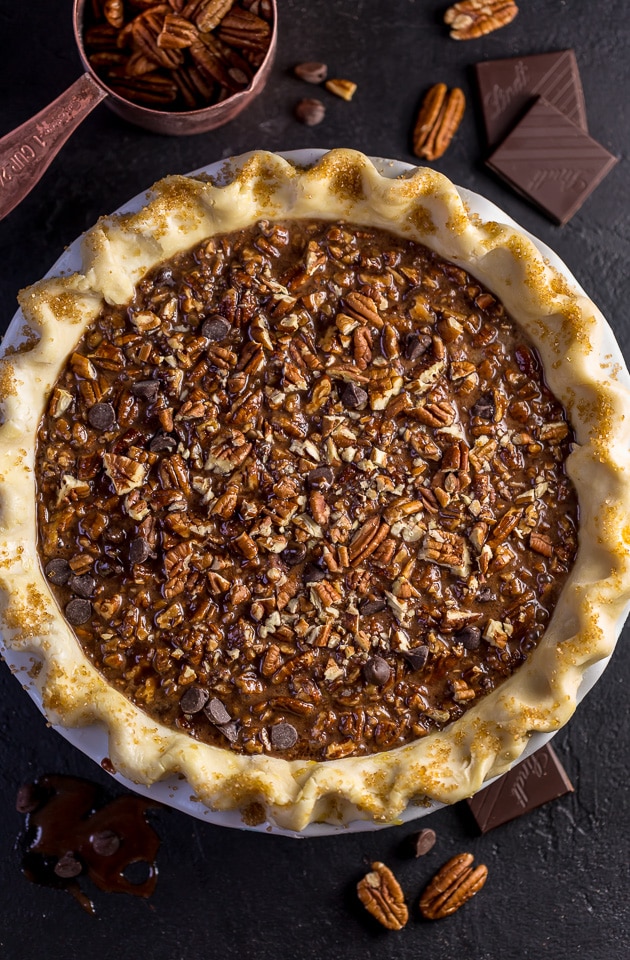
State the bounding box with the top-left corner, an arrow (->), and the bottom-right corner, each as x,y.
0,1 -> 629,957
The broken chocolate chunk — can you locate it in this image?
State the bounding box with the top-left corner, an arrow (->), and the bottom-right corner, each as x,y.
341,382 -> 368,409
149,432 -> 177,454
281,542 -> 307,566
129,537 -> 151,565
180,686 -> 210,714
403,646 -> 430,671
471,393 -> 495,420
405,333 -> 432,360
360,598 -> 387,615
205,697 -> 231,726
131,380 -> 160,401
307,466 -> 334,488
68,574 -> 96,599
457,626 -> 481,650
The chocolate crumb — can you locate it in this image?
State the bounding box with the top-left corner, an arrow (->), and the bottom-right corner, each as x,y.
471,394 -> 495,420
149,432 -> 177,454
405,333 -> 432,360
457,626 -> 481,650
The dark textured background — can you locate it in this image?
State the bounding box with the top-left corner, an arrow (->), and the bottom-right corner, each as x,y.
0,1 -> 629,957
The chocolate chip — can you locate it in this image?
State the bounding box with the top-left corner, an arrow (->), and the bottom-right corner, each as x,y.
149,432 -> 177,454
87,402 -> 116,431
413,827 -> 437,857
205,697 -> 231,726
281,542 -> 307,566
456,626 -> 482,650
341,382 -> 368,409
90,829 -> 120,857
405,333 -> 432,360
180,686 -> 209,714
45,558 -> 71,586
271,721 -> 298,750
403,646 -> 429,671
360,598 -> 387,615
131,380 -> 159,401
471,393 -> 495,420
54,852 -> 83,879
363,656 -> 391,686
15,783 -> 42,814
304,563 -> 326,583
201,315 -> 231,341
476,588 -> 495,603
65,598 -> 92,625
294,97 -> 326,126
294,61 -> 328,84
129,537 -> 151,565
67,574 -> 96,598
307,466 -> 334,488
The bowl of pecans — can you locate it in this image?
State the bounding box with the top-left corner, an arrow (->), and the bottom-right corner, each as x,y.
78,0 -> 277,134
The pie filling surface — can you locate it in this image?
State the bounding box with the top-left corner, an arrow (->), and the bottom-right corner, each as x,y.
35,218 -> 578,761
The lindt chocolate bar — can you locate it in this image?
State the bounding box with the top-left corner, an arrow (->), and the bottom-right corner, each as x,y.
467,744 -> 574,833
475,50 -> 587,148
486,97 -> 618,225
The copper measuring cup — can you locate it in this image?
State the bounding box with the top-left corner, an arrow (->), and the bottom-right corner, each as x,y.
0,0 -> 277,221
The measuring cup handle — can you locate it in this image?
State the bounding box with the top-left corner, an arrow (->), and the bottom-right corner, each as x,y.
0,73 -> 107,222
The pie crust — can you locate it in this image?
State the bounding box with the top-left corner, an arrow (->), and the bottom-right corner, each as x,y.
1,149 -> 630,831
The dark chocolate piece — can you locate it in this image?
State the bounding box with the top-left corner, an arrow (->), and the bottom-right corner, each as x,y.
271,721 -> 298,750
475,50 -> 587,148
486,98 -> 618,225
413,827 -> 437,857
467,744 -> 574,833
363,656 -> 391,686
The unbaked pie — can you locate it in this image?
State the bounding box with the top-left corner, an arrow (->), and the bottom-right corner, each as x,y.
1,149 -> 629,830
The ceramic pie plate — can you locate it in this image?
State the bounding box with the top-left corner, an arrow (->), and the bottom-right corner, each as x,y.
1,149 -> 629,838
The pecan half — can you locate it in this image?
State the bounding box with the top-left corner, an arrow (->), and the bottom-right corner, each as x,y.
419,852 -> 488,919
357,862 -> 408,931
444,0 -> 519,40
412,83 -> 465,161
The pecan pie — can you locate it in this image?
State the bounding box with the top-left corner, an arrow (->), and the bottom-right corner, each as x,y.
1,150 -> 629,830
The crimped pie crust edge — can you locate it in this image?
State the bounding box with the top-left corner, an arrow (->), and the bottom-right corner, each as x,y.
1,148 -> 629,830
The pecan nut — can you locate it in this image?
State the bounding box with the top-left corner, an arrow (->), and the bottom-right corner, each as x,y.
357,862 -> 409,931
444,0 -> 519,40
419,852 -> 488,920
325,78 -> 357,101
412,83 -> 465,161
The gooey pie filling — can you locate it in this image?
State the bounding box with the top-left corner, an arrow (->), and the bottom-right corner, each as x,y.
36,219 -> 578,760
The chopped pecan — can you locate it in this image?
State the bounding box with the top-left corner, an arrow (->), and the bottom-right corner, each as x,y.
412,83 -> 465,161
102,453 -> 147,495
444,0 -> 519,40
419,852 -> 488,919
343,291 -> 382,327
357,862 -> 409,931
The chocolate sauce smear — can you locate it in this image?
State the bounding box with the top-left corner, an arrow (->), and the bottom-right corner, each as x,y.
17,775 -> 160,914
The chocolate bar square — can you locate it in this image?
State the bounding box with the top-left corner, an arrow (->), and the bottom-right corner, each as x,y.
486,97 -> 617,225
475,50 -> 587,148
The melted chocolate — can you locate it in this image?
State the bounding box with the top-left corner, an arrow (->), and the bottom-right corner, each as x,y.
18,774 -> 160,914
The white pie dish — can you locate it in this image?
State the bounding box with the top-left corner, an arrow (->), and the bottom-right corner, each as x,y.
1,148 -> 629,837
